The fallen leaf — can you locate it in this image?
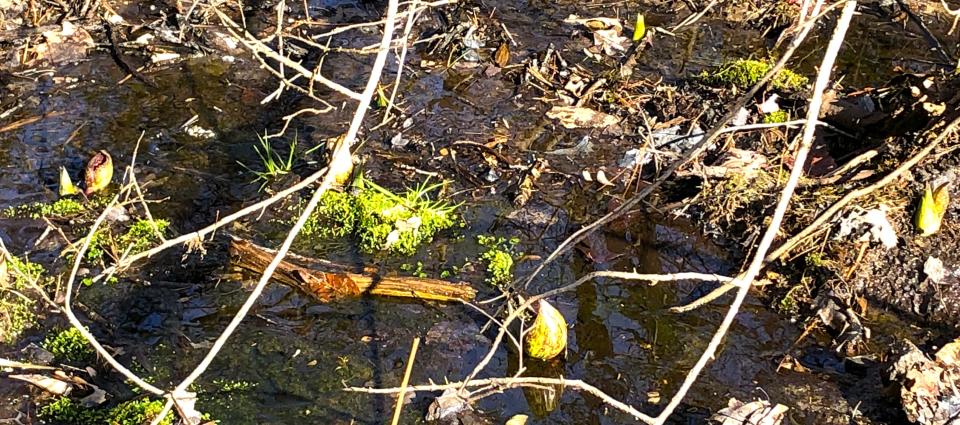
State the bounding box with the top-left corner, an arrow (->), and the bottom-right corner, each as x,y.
702,148 -> 767,179
79,385 -> 108,407
494,42 -> 510,68
11,374 -> 72,395
426,388 -> 468,421
564,15 -> 629,55
711,398 -> 788,425
506,414 -> 529,425
546,106 -> 619,129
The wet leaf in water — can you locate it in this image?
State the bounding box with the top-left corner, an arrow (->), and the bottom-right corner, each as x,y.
495,42 -> 510,68
546,106 -> 619,129
711,398 -> 788,425
525,299 -> 567,360
83,150 -> 113,195
505,414 -> 528,425
916,183 -> 950,236
58,167 -> 80,196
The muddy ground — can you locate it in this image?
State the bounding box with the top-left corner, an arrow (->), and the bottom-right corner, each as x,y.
1,0 -> 960,424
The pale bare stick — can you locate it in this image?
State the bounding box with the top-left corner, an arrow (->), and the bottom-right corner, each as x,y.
382,0 -> 420,124
671,0 -> 719,31
673,112 -> 960,313
170,0 -> 401,395
61,193 -> 165,396
652,3 -> 857,423
348,376 -> 654,423
213,9 -> 363,101
519,1 -> 843,291
390,337 -> 420,425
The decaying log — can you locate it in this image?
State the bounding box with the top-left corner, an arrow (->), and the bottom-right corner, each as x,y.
228,238 -> 476,303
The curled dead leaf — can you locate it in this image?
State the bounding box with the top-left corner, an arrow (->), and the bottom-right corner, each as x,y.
546,106 -> 619,129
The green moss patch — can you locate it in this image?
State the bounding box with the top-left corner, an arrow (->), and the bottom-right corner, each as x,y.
0,256 -> 51,344
42,327 -> 94,363
478,235 -> 520,287
296,177 -> 459,256
39,397 -> 173,425
701,59 -> 808,91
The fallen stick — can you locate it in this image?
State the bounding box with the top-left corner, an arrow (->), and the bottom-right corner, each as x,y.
228,238 -> 476,303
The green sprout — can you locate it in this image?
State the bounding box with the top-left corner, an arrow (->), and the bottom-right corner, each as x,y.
42,327 -> 94,363
701,59 -> 808,91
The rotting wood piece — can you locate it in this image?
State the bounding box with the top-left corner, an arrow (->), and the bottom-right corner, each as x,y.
228,238 -> 476,303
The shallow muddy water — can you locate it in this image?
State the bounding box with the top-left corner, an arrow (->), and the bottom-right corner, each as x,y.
1,0 -> 954,423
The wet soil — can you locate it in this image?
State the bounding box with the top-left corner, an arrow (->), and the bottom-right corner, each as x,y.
1,0 -> 959,424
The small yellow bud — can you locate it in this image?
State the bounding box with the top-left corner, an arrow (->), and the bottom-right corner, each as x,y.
59,166 -> 80,196
916,183 -> 950,236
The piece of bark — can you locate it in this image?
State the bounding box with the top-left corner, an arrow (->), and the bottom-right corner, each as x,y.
228,238 -> 476,303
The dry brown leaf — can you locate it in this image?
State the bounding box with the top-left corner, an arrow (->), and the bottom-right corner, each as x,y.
10,374 -> 73,395
494,42 -> 510,68
546,106 -> 619,129
711,398 -> 788,425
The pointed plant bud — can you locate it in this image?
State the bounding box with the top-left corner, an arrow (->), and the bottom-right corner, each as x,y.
328,136 -> 354,186
524,299 -> 567,360
84,150 -> 113,195
916,183 -> 950,236
59,166 -> 80,196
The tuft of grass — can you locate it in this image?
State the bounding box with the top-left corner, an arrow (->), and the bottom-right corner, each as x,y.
478,235 -> 520,287
701,59 -> 808,91
0,256 -> 50,344
39,397 -> 173,425
239,133 -> 298,191
42,327 -> 94,363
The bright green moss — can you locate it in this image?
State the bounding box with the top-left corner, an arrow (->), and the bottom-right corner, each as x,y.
299,191 -> 357,239
2,198 -> 86,219
478,235 -> 520,287
297,177 -> 459,256
763,110 -> 789,123
702,59 -> 808,90
0,256 -> 48,343
42,328 -> 94,363
118,219 -> 169,254
355,178 -> 458,256
39,397 -> 173,425
83,218 -> 169,263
